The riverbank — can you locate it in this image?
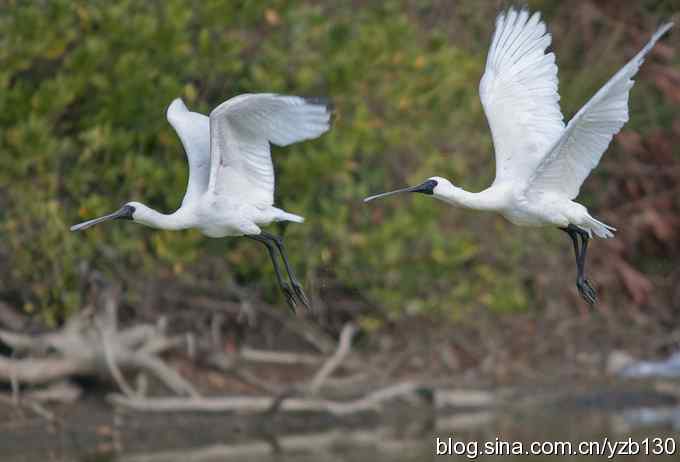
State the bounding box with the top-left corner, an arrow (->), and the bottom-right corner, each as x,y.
2,377 -> 679,461
2,299 -> 679,461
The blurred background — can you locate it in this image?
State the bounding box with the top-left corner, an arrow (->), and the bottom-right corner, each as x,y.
0,0 -> 679,460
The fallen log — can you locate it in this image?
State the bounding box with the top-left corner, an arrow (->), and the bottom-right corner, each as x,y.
109,381 -> 425,415
0,357 -> 86,385
0,296 -> 197,397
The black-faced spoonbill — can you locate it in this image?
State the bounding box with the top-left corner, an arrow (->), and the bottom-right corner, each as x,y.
365,9 -> 673,305
72,93 -> 332,312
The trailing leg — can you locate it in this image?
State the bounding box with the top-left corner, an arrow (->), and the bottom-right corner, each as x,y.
575,227 -> 597,304
247,234 -> 297,312
261,232 -> 311,310
559,225 -> 597,305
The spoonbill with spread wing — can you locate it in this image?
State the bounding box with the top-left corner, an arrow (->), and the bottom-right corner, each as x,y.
72,93 -> 332,312
365,9 -> 673,304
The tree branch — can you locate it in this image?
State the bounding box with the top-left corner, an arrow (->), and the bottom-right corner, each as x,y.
308,323 -> 357,394
108,381 -> 424,416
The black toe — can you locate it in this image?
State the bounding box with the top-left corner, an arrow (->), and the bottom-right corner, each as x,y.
291,280 -> 311,310
577,278 -> 597,305
281,284 -> 297,313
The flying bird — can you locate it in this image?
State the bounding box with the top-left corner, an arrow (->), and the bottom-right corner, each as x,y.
72,93 -> 332,312
365,9 -> 673,304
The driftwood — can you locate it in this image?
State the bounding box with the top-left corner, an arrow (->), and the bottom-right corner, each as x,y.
110,381 -> 426,415
0,295 -> 496,421
239,347 -> 322,366
0,356 -> 85,385
308,323 -> 357,394
0,292 -> 197,398
107,312 -> 495,416
114,386 -> 493,415
109,378 -> 495,416
108,322 -> 402,416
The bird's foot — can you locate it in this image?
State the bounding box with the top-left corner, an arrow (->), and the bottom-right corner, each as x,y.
290,280 -> 311,311
577,277 -> 597,305
280,283 -> 298,313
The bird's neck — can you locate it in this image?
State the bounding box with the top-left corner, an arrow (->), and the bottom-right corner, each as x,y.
437,187 -> 501,211
135,206 -> 193,230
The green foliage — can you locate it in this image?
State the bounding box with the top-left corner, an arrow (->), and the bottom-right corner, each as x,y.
10,0 -> 672,321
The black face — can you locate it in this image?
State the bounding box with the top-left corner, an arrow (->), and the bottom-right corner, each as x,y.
117,204 -> 135,220
409,179 -> 438,195
70,204 -> 136,231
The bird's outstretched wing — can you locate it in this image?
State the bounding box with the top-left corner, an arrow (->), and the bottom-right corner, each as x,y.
207,94 -> 331,206
525,22 -> 673,200
480,8 -> 565,183
166,98 -> 211,206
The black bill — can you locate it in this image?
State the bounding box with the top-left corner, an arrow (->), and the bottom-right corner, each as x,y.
364,179 -> 438,202
70,205 -> 135,231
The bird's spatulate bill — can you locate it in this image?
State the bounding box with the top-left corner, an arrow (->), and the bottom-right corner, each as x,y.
70,205 -> 134,231
364,180 -> 437,202
364,187 -> 418,202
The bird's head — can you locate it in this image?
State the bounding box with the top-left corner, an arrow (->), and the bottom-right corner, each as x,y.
70,202 -> 141,231
364,176 -> 455,203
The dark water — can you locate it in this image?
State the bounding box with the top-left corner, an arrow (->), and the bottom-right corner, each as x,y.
2,402 -> 679,461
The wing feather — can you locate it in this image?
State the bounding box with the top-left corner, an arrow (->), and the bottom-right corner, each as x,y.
480,8 -> 565,183
207,94 -> 331,206
526,22 -> 673,200
166,98 -> 210,206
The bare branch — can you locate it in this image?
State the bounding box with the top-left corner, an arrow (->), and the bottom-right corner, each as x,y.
24,381 -> 82,403
129,353 -> 199,398
108,381 -> 424,416
0,357 -> 86,385
101,329 -> 136,398
239,347 -> 321,366
308,323 -> 357,394
0,300 -> 197,399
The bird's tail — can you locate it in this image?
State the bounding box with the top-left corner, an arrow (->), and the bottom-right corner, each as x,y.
273,208 -> 304,224
583,215 -> 616,239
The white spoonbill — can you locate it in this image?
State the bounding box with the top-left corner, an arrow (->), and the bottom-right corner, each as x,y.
72,93 -> 332,311
365,9 -> 673,304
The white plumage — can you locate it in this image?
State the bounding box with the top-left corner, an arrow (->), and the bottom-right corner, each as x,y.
72,93 -> 332,311
207,94 -> 331,207
366,9 -> 673,304
526,23 -> 673,205
480,8 -> 565,184
166,98 -> 210,207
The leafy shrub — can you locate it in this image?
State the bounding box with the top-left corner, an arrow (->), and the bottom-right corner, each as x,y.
1,1 -> 674,323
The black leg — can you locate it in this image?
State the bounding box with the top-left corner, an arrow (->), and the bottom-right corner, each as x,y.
562,225 -> 580,263
247,235 -> 297,312
575,227 -> 597,304
261,232 -> 311,310
559,225 -> 597,305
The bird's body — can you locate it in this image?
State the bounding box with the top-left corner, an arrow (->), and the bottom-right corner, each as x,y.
438,180 -> 608,232
365,9 -> 673,303
126,197 -> 303,238
72,93 -> 331,310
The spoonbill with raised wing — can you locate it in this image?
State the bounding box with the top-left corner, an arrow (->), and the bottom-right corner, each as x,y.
365,9 -> 673,304
72,93 -> 332,312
